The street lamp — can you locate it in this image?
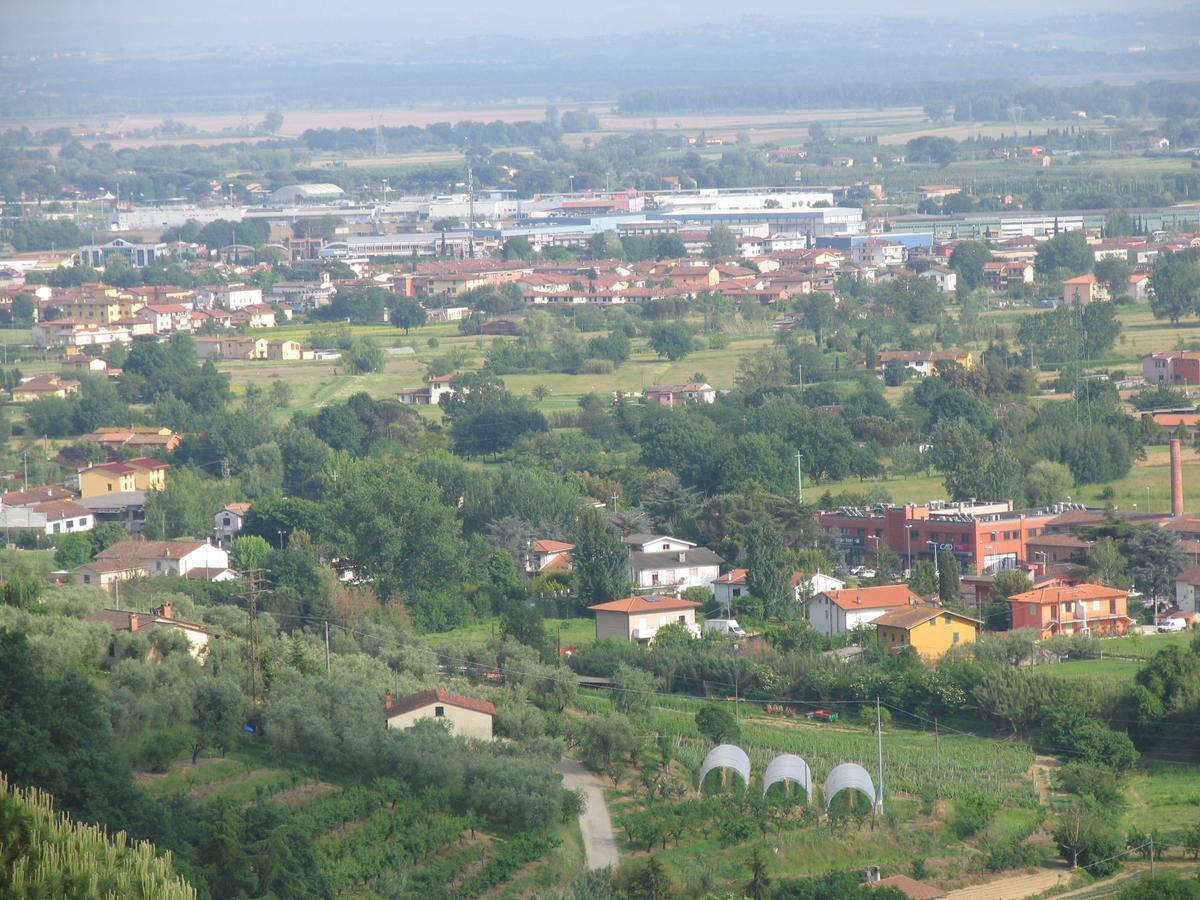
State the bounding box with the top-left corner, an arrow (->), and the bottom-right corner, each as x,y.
277,530 -> 285,551
927,541 -> 940,578
905,524 -> 913,573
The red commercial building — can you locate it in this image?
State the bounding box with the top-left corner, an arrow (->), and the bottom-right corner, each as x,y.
819,501 -> 1057,574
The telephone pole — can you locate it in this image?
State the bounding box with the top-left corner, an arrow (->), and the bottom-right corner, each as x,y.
875,696 -> 885,817
324,619 -> 331,675
246,570 -> 262,706
796,451 -> 803,503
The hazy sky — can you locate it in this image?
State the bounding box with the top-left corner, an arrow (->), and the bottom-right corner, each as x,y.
2,0 -> 1161,51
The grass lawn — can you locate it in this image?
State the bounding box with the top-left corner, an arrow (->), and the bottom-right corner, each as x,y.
1031,658 -> 1142,682
1123,760 -> 1200,833
427,616 -> 596,650
1096,630 -> 1197,659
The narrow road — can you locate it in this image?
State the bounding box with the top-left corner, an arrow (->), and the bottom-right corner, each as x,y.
943,868 -> 1072,899
556,759 -> 620,871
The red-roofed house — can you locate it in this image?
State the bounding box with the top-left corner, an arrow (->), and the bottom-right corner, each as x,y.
808,585 -> 922,637
644,383 -> 716,407
384,689 -> 495,740
528,539 -> 573,574
1062,273 -> 1103,306
711,568 -> 844,609
1007,579 -> 1131,637
79,462 -> 138,498
124,457 -> 168,491
588,594 -> 702,643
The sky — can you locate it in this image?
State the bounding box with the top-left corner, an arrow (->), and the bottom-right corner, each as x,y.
2,0 -> 1164,51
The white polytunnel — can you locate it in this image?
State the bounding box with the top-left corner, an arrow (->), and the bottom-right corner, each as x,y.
762,753 -> 813,802
698,744 -> 751,788
823,762 -> 877,810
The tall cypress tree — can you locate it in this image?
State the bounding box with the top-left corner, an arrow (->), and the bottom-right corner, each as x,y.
572,507 -> 628,604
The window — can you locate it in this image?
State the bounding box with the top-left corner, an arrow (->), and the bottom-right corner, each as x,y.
52,523 -> 60,533
83,575 -> 91,584
1028,604 -> 1037,616
953,632 -> 960,643
1109,599 -> 1117,614
943,615 -> 952,625
662,543 -> 670,551
678,615 -> 686,624
434,706 -> 445,717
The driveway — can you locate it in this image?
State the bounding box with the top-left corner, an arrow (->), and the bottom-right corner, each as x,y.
556,759 -> 620,870
943,869 -> 1072,899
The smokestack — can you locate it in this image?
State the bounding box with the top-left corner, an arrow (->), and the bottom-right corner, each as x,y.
385,691 -> 393,709
1172,438 -> 1184,518
128,613 -> 139,632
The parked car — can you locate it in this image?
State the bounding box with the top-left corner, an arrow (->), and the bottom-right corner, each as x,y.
1158,617 -> 1188,633
703,618 -> 747,638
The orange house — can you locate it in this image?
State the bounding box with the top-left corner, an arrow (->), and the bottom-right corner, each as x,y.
1006,580 -> 1131,637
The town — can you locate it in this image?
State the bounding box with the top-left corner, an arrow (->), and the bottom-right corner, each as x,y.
3,6 -> 1200,899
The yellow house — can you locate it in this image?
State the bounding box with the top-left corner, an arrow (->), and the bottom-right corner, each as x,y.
384,689 -> 495,741
124,457 -> 168,491
79,462 -> 138,497
874,605 -> 980,660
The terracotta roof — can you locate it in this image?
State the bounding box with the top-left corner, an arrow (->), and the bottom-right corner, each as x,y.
1,484 -> 74,506
1008,580 -> 1127,605
588,594 -> 703,614
223,502 -> 252,517
1174,565 -> 1200,586
874,605 -> 981,629
385,689 -> 495,719
125,457 -> 168,470
532,539 -> 573,553
85,462 -> 136,476
822,586 -> 920,610
1029,534 -> 1091,548
31,499 -> 91,520
870,874 -> 946,899
96,539 -> 211,561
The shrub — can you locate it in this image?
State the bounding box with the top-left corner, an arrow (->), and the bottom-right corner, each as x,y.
952,794 -> 1000,839
579,358 -> 614,374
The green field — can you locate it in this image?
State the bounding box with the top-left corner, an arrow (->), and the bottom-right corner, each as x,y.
1033,658 -> 1143,682
1123,760 -> 1200,832
429,615 -> 596,650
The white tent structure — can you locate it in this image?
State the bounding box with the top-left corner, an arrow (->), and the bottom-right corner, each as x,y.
762,753 -> 813,803
698,744 -> 751,789
823,762 -> 877,811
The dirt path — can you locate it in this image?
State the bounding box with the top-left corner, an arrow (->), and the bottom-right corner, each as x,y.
1028,755 -> 1062,804
556,759 -> 619,871
943,868 -> 1072,899
1054,861 -> 1200,898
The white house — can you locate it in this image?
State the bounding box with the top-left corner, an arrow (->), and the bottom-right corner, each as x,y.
86,601 -> 211,660
214,502 -> 252,549
397,373 -> 460,405
527,539 -> 573,574
806,585 -> 921,637
711,568 -> 845,611
623,533 -> 722,594
214,284 -> 263,311
919,265 -> 958,294
92,539 -> 230,579
385,689 -> 495,741
0,498 -> 94,535
1174,566 -> 1200,614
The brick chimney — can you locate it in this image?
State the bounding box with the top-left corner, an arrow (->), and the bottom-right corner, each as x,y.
128,613 -> 140,632
385,691 -> 393,709
1172,438 -> 1184,518
157,601 -> 173,620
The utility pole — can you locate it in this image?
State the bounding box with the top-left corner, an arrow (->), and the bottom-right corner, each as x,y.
246,571 -> 262,706
1150,832 -> 1155,874
796,451 -> 803,504
875,696 -> 885,817
324,619 -> 331,675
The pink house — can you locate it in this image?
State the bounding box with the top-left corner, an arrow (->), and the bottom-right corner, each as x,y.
1142,352 -> 1200,386
644,382 -> 716,407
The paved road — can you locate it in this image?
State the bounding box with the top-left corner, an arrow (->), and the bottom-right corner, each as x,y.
943,869 -> 1072,900
556,759 -> 619,871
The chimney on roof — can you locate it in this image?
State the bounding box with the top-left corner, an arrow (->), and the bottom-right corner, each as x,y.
157,601 -> 173,620
854,595 -> 862,604
385,691 -> 393,709
1172,438 -> 1184,518
128,612 -> 140,632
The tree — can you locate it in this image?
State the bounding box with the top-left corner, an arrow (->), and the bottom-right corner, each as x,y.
1126,527 -> 1188,612
1087,538 -> 1128,588
53,533 -> 94,569
938,549 -> 960,605
706,225 -> 737,259
949,241 -> 993,290
1095,257 -> 1133,300
907,560 -> 938,596
441,373 -> 548,457
746,520 -> 792,619
1117,874 -> 1200,900
572,507 -> 629,605
802,293 -> 834,345
1025,460 -> 1073,507
745,846 -> 772,900
344,339 -> 385,374
322,461 -> 467,599
391,297 -> 427,334
191,676 -> 245,764
11,293 -> 34,324
1054,800 -> 1124,875
1149,249 -> 1200,324
231,534 -> 271,572
579,712 -> 636,774
696,704 -> 740,744
648,323 -> 694,361
1036,233 -> 1094,277
501,236 -> 534,260
144,467 -> 226,539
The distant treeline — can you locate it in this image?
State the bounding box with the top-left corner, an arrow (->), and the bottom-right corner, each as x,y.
617,79 -> 1200,121
300,119 -> 561,153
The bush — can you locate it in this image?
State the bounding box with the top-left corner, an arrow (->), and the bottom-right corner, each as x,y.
952,795 -> 1000,839
134,730 -> 191,773
579,358 -> 615,374
982,835 -> 1041,871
